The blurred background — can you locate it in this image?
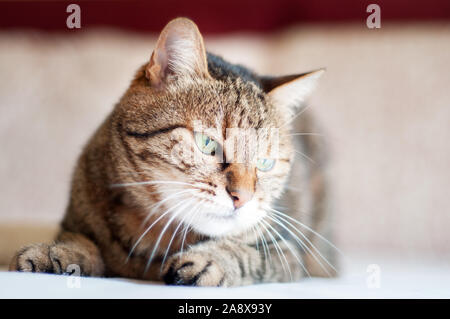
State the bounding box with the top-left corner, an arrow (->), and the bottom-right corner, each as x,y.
0,0 -> 449,276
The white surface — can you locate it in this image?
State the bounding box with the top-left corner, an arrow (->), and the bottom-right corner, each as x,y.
1,254 -> 449,299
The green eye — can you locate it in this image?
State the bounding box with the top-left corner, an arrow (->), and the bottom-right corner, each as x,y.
194,132 -> 218,155
256,158 -> 276,172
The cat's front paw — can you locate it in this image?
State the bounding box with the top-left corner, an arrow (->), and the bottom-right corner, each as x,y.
10,244 -> 54,273
163,252 -> 227,287
9,243 -> 76,274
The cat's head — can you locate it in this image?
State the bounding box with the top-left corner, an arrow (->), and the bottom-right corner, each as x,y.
111,18 -> 323,237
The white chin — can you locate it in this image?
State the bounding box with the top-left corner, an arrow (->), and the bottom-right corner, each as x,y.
189,200 -> 265,237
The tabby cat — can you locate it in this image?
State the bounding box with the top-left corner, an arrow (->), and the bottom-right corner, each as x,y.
9,18 -> 337,286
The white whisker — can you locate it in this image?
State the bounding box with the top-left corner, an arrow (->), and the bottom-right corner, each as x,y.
144,189 -> 195,224
145,198 -> 195,272
179,202 -> 204,257
249,226 -> 259,252
256,222 -> 271,266
266,213 -> 333,276
294,150 -> 315,164
282,132 -> 323,137
280,104 -> 312,128
259,220 -> 291,280
268,213 -> 337,275
110,180 -> 197,188
261,219 -> 308,279
265,206 -> 343,256
160,199 -> 205,271
126,194 -> 193,261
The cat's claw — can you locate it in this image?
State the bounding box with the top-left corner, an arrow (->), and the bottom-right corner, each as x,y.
162,252 -> 227,287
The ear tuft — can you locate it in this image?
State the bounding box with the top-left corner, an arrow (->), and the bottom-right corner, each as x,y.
265,69 -> 325,111
146,18 -> 210,88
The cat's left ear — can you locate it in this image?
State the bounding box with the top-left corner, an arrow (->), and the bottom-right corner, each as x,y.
261,69 -> 325,111
146,18 -> 210,88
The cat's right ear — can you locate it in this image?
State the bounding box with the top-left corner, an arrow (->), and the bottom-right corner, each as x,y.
145,18 -> 210,88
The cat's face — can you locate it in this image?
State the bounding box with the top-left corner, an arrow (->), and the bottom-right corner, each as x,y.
111,18 -> 322,238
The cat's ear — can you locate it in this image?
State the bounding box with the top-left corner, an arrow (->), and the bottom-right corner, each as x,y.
261,69 -> 325,111
145,18 -> 210,88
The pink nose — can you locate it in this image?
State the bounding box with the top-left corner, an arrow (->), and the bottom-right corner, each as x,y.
227,189 -> 253,209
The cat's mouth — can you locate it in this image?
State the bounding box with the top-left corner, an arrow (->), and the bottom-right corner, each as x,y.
187,199 -> 265,237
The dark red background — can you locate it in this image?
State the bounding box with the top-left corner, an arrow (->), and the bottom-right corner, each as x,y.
1,0 -> 449,34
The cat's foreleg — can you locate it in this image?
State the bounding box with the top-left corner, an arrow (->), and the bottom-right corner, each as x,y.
162,238 -> 304,287
9,231 -> 104,276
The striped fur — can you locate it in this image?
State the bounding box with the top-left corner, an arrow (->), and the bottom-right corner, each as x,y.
9,18 -> 336,286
